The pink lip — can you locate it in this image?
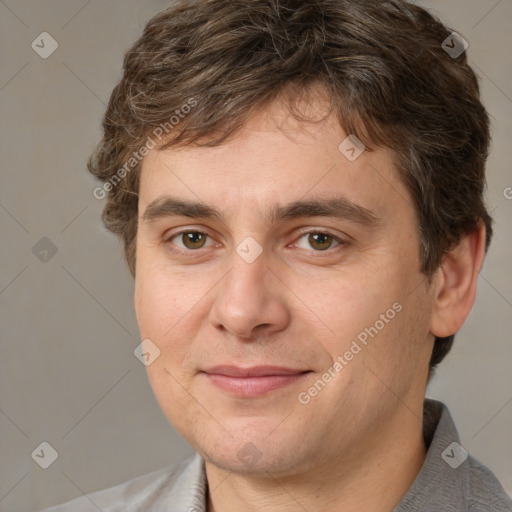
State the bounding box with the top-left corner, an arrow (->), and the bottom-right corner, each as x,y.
201,366 -> 310,396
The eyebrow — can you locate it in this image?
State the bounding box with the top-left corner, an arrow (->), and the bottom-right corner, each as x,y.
142,194 -> 381,227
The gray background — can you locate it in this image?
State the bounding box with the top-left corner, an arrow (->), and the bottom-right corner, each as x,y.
0,1 -> 511,511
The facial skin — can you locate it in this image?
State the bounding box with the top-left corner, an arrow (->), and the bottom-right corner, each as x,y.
134,94 -> 485,512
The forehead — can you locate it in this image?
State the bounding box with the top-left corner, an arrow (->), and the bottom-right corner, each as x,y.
138,99 -> 410,226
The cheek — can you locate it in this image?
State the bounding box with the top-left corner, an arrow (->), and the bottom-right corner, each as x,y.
311,267 -> 399,344
311,258 -> 423,368
361,282 -> 434,391
134,265 -> 192,361
134,269 -> 201,423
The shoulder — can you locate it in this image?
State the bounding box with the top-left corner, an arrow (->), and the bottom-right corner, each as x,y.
467,456 -> 512,512
394,400 -> 511,512
37,454 -> 202,512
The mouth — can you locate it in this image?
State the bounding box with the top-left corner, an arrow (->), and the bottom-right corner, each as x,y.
200,366 -> 312,396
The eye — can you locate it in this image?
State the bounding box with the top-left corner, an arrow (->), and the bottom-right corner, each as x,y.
293,230 -> 345,252
164,228 -> 348,256
166,230 -> 214,251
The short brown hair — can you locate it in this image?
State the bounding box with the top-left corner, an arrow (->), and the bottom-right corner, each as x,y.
88,0 -> 492,374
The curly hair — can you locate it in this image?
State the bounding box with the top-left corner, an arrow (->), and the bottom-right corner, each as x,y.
88,0 -> 492,375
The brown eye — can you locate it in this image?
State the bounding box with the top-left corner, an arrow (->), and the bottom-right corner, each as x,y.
308,232 -> 333,251
181,232 -> 207,249
294,231 -> 344,252
167,230 -> 211,251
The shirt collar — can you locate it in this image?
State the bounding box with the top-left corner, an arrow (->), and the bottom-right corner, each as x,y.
393,398 -> 471,511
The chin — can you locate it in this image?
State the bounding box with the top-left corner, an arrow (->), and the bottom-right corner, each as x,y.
186,419 -> 315,476
201,443 -> 305,476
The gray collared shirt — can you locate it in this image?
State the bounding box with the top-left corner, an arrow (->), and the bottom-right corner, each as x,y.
40,399 -> 512,511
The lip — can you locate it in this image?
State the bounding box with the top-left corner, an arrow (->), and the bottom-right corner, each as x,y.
200,366 -> 311,396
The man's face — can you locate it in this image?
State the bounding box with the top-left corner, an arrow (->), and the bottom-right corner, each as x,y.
134,98 -> 436,476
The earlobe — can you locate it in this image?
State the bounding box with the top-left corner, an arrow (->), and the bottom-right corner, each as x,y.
429,221 -> 487,338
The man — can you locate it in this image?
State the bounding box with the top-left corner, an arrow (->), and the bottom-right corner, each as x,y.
43,0 -> 511,510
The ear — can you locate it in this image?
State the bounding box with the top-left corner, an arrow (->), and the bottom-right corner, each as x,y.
429,221 -> 487,338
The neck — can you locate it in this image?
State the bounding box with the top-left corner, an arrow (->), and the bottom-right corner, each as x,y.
205,405 -> 427,512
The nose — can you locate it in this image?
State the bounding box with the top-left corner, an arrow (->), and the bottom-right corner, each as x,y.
208,245 -> 291,341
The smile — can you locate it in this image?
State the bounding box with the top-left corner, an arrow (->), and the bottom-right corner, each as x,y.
200,366 -> 311,396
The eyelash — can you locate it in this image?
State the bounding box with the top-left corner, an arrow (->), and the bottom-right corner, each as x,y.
163,228 -> 349,257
